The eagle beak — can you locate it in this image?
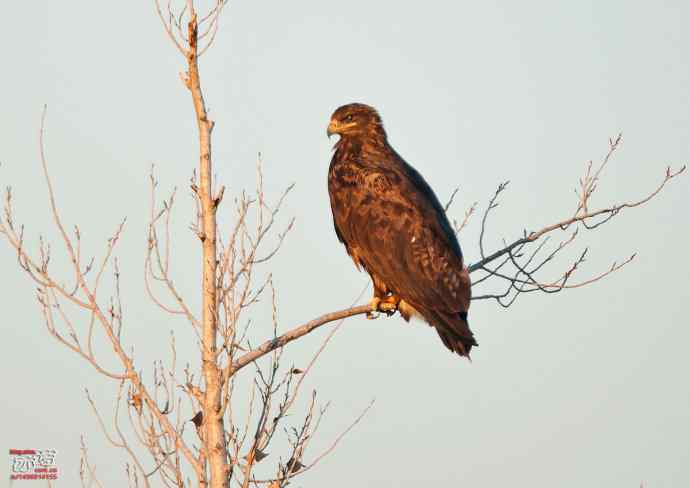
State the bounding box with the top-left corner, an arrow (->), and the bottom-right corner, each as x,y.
327,120 -> 338,138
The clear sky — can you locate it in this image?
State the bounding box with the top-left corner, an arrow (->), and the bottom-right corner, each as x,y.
1,1 -> 689,487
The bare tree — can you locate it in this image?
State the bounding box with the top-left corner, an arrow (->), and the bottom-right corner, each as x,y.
0,1 -> 685,488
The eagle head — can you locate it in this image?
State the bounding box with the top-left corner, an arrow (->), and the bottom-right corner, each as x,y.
327,103 -> 387,141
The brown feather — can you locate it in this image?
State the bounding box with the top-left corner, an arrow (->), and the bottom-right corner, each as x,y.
327,103 -> 476,357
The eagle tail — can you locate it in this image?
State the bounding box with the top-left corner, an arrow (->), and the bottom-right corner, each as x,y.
433,311 -> 477,358
399,301 -> 477,358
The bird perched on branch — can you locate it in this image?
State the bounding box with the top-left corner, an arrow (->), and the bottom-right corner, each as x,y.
327,103 -> 476,357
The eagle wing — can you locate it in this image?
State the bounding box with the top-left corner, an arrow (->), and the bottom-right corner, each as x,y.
328,156 -> 476,355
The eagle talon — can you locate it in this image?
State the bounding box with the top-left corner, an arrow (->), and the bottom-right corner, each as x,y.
367,297 -> 382,320
367,296 -> 398,318
379,302 -> 398,316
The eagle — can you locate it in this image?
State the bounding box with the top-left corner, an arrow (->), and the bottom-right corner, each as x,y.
327,103 -> 476,357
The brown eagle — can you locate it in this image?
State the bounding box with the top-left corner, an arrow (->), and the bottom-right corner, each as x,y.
327,103 -> 476,357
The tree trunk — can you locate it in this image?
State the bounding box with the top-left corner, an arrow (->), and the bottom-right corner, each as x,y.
186,13 -> 229,488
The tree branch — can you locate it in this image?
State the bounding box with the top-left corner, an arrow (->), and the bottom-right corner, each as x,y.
469,165 -> 685,273
229,305 -> 371,375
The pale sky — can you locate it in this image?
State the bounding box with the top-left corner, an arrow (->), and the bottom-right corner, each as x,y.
2,1 -> 689,487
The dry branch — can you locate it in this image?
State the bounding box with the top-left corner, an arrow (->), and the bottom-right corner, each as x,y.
463,136 -> 685,307
229,305 -> 371,376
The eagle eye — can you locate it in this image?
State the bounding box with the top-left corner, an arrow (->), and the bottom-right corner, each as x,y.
344,114 -> 353,122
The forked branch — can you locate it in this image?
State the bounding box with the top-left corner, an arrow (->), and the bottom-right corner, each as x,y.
464,135 -> 685,307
